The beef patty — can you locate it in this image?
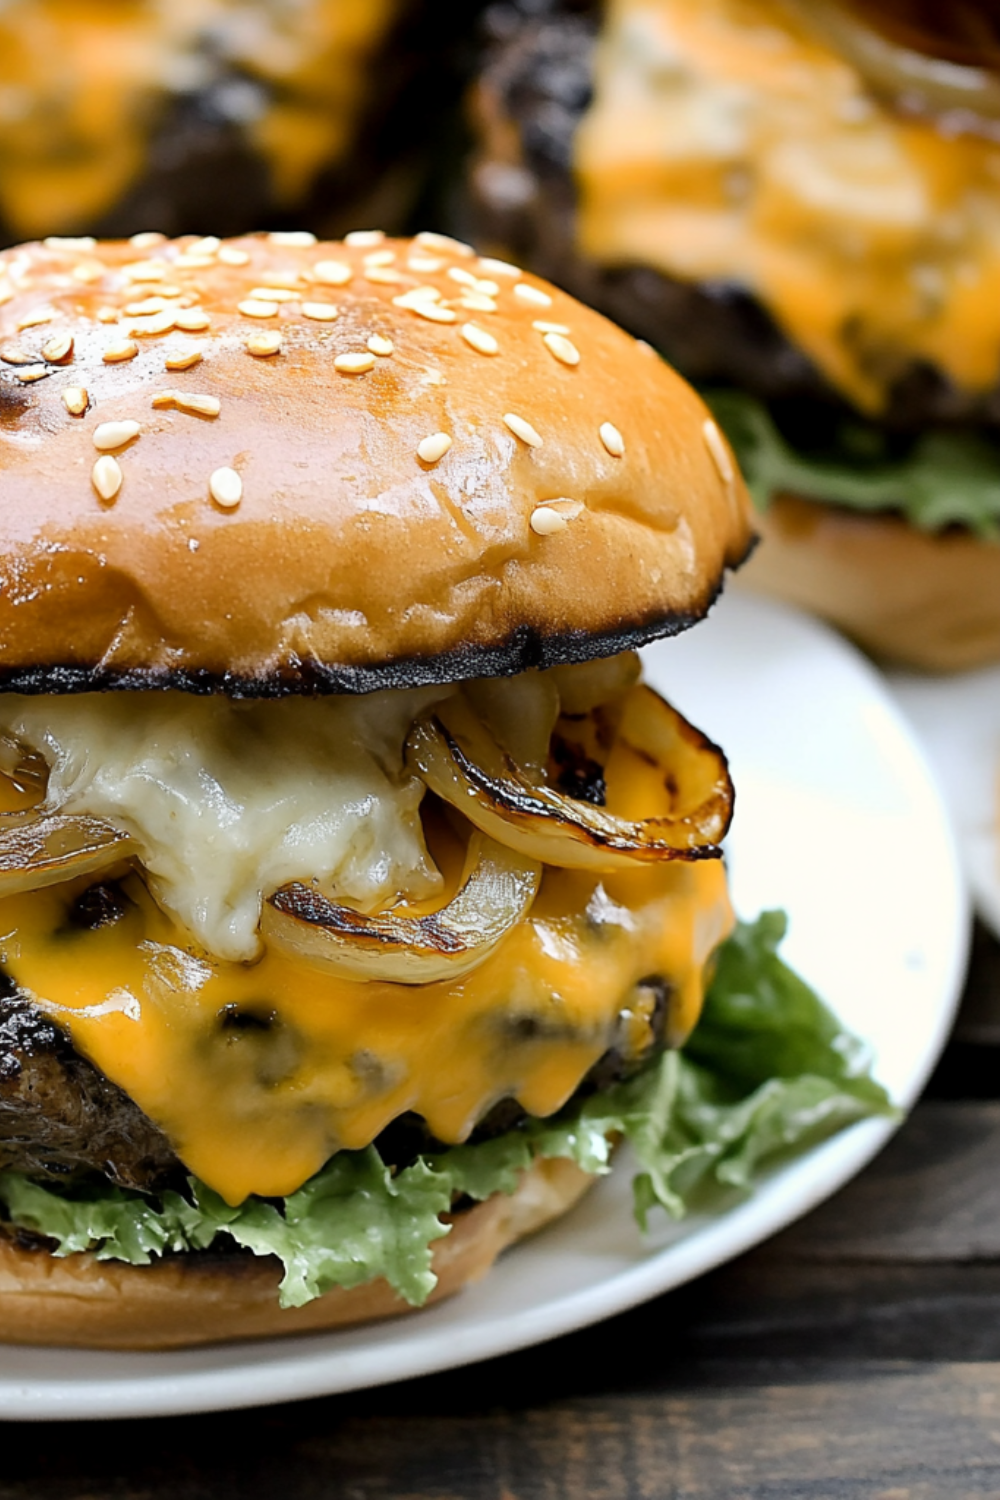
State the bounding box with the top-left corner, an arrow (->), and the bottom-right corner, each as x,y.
0,968 -> 674,1193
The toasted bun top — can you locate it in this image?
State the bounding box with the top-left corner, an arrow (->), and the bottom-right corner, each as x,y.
0,231 -> 754,695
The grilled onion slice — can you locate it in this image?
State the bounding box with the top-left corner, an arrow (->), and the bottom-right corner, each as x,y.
263,832 -> 541,984
406,686 -> 733,872
0,812 -> 137,896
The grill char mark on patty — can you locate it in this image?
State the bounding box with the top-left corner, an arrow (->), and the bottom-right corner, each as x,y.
0,980 -> 181,1191
472,0 -> 1000,430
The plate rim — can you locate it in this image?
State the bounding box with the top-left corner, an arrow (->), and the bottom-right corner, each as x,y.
0,595 -> 971,1421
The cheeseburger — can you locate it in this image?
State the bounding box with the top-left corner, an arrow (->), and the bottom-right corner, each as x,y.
470,0 -> 1000,670
0,227 -> 882,1352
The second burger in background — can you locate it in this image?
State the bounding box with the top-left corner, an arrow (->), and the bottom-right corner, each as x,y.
470,0 -> 1000,670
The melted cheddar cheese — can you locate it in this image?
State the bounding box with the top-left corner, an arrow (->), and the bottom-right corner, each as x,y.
0,858 -> 731,1205
0,0 -> 398,240
576,0 -> 1000,410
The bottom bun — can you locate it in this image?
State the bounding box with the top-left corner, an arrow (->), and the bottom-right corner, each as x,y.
738,495 -> 1000,672
0,1157 -> 596,1350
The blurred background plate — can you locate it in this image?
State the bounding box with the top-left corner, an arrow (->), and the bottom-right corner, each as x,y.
0,592 -> 969,1421
888,666 -> 1000,940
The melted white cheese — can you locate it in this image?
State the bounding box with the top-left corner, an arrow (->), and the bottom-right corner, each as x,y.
0,688 -> 452,963
0,655 -> 638,966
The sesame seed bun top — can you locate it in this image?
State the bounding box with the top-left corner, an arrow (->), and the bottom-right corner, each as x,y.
0,230 -> 754,695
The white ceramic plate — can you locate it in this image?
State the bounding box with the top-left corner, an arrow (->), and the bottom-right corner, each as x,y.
887,664 -> 1000,940
0,593 -> 968,1421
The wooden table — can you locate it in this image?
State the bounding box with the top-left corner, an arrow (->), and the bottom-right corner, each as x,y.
5,926 -> 1000,1497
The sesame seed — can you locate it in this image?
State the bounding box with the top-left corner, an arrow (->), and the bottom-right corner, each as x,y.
188,236 -> 221,256
543,332 -> 580,367
474,279 -> 500,298
532,321 -> 571,335
364,267 -> 403,285
635,339 -> 657,357
129,232 -> 165,250
531,499 -> 582,535
249,287 -> 299,303
416,231 -> 473,257
218,246 -> 251,267
93,420 -> 140,450
345,230 -> 385,247
130,311 -> 175,337
478,256 -> 521,278
238,299 -> 279,319
514,283 -> 553,308
210,466 -> 242,508
72,261 -> 105,284
311,260 -> 353,286
0,345 -> 33,365
269,230 -> 316,248
125,296 -> 168,316
530,506 -> 567,536
702,418 -> 734,485
41,332 -> 74,363
0,286 -> 12,307
599,421 -> 625,457
461,322 -> 499,356
161,391 -> 221,418
364,248 -> 396,267
14,365 -> 50,383
61,386 -> 88,415
392,287 -> 442,309
367,334 -> 394,356
457,292 -> 497,314
172,310 -> 210,334
417,432 -> 452,464
410,302 -> 457,324
165,349 -> 204,371
246,333 -> 282,357
302,302 -> 339,322
45,235 -> 96,251
92,455 -> 122,502
96,307 -> 120,324
17,310 -> 52,330
103,341 -> 139,363
503,412 -> 543,448
407,255 -> 444,273
334,352 -> 376,374
174,254 -> 215,270
448,266 -> 479,289
124,261 -> 170,282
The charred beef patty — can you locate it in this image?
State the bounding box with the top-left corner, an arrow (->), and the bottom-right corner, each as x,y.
469,0 -> 1000,432
0,959 -> 674,1194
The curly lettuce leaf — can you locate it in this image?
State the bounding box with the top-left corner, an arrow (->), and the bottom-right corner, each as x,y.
706,386 -> 1000,537
0,913 -> 896,1309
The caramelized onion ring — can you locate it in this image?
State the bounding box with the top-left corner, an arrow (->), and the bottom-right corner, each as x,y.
0,812 -> 137,896
263,832 -> 541,984
406,686 -> 733,872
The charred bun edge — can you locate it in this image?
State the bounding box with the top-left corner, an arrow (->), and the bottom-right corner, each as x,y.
0,1156 -> 595,1350
0,562 -> 751,698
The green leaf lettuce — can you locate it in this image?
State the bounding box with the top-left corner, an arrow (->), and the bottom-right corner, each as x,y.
706,386 -> 1000,537
0,913 -> 896,1309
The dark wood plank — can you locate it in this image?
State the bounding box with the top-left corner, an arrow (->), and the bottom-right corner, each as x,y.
754,1101 -> 1000,1262
3,1362 -> 1000,1499
951,923 -> 1000,1049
